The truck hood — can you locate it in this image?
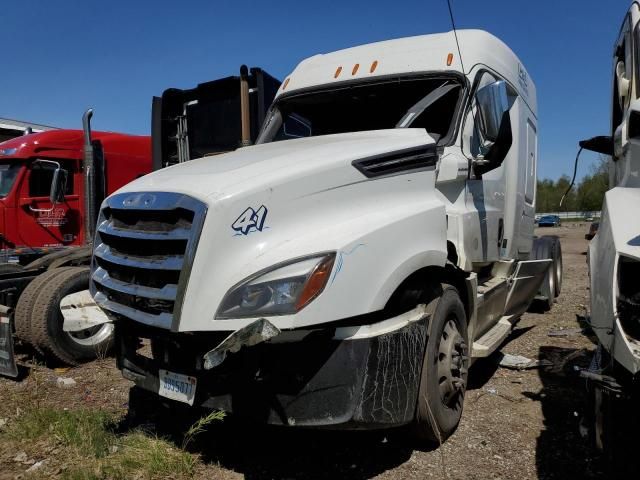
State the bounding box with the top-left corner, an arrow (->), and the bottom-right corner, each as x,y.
119,129 -> 436,203
98,128 -> 446,333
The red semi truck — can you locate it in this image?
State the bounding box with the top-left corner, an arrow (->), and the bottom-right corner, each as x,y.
0,66 -> 279,376
0,128 -> 150,261
0,112 -> 151,375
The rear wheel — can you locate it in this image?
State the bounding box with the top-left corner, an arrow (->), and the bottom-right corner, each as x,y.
413,284 -> 469,443
547,236 -> 562,297
30,267 -> 113,365
531,237 -> 558,311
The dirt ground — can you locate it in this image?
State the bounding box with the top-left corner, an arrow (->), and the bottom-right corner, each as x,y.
0,224 -> 603,479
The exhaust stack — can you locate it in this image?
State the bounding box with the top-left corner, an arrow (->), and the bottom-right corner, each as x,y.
82,109 -> 96,244
240,65 -> 251,147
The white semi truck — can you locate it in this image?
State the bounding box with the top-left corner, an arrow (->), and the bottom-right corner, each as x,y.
578,2 -> 640,471
90,30 -> 561,441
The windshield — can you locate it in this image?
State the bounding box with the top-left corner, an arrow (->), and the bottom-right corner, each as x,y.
258,76 -> 463,144
0,163 -> 22,198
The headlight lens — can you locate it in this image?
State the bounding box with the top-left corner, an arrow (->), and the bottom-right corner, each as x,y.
216,253 -> 336,319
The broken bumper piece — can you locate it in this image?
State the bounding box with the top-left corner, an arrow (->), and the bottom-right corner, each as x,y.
117,306 -> 429,429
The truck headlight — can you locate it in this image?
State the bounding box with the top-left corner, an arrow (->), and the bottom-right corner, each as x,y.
216,253 -> 335,319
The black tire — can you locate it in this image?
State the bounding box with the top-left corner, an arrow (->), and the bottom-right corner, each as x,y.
14,267 -> 74,350
531,237 -> 555,311
30,266 -> 113,365
543,235 -> 562,298
413,284 -> 469,443
547,236 -> 562,298
0,263 -> 24,274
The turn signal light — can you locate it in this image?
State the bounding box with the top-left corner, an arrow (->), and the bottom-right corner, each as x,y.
295,255 -> 335,310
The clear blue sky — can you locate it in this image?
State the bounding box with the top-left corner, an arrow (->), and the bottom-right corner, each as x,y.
0,0 -> 631,180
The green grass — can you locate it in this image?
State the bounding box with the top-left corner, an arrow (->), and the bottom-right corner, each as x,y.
63,432 -> 198,480
6,408 -> 116,458
2,406 -> 224,479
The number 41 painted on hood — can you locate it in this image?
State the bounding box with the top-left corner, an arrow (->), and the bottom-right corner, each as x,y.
232,205 -> 268,235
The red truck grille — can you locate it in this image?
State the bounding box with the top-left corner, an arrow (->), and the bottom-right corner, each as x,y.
90,192 -> 207,330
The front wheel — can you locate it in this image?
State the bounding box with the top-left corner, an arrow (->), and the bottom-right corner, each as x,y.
413,284 -> 469,443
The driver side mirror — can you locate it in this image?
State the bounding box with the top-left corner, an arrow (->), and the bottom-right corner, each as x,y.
50,166 -> 68,204
476,80 -> 509,147
579,136 -> 614,156
473,80 -> 513,174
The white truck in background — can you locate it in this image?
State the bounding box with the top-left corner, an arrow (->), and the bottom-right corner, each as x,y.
578,2 -> 640,472
90,30 -> 561,442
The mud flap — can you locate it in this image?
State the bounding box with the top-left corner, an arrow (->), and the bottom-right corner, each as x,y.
504,259 -> 551,316
0,305 -> 18,378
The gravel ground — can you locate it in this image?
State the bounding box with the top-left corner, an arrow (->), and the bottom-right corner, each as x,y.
0,224 -> 603,479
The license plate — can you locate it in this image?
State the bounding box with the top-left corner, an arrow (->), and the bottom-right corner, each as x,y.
158,369 -> 197,405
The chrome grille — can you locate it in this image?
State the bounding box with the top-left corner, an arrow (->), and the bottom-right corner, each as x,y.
90,192 -> 207,330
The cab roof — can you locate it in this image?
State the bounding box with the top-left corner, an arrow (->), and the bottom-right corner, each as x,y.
277,29 -> 536,114
0,129 -> 150,161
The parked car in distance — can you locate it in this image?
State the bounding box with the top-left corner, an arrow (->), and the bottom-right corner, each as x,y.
538,215 -> 561,227
585,222 -> 600,240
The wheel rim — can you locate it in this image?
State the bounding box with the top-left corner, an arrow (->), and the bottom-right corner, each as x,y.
436,317 -> 468,408
66,323 -> 114,347
555,255 -> 562,292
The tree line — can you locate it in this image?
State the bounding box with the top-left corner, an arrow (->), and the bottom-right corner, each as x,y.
536,156 -> 609,213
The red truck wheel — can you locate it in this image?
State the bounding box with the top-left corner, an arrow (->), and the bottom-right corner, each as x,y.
30,267 -> 113,365
14,267 -> 75,352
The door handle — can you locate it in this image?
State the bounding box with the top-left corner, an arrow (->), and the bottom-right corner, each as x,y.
28,204 -> 55,213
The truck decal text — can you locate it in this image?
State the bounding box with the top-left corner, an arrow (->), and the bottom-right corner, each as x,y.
36,208 -> 68,227
232,205 -> 268,236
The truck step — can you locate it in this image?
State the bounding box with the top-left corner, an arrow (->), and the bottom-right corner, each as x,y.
471,316 -> 516,358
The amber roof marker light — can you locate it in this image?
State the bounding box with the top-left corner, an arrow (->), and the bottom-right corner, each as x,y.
370,60 -> 379,73
334,66 -> 343,78
447,53 -> 454,66
352,63 -> 360,75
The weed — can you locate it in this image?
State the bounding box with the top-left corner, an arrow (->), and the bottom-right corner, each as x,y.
182,410 -> 226,449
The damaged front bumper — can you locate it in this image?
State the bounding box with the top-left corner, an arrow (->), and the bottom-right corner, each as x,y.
116,307 -> 429,429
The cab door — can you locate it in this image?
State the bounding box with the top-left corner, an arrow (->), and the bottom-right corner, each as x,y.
516,120 -> 537,257
16,159 -> 83,249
